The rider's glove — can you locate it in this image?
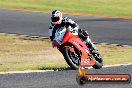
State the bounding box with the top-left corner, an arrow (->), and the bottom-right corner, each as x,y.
52,40 -> 59,48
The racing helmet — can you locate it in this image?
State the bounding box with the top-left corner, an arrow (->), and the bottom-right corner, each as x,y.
51,10 -> 62,25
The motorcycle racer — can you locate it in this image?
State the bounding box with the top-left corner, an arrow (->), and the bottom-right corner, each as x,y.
48,10 -> 98,56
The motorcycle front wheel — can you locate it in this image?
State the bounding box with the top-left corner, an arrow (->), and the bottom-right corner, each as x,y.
62,44 -> 81,70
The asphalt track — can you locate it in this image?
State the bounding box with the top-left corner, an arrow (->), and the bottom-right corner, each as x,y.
0,9 -> 132,45
0,65 -> 132,88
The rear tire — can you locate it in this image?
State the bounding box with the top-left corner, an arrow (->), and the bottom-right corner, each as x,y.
92,53 -> 103,69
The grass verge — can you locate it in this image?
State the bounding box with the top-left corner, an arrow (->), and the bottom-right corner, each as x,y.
0,33 -> 132,72
0,0 -> 132,18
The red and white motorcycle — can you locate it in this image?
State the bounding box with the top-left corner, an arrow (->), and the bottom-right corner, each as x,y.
52,28 -> 103,70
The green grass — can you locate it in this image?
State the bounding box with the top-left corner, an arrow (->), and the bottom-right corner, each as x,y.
0,63 -> 69,72
0,33 -> 132,72
0,0 -> 132,17
0,34 -> 69,71
97,45 -> 132,65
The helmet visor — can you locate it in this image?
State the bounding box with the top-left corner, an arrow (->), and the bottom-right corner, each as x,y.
51,17 -> 60,22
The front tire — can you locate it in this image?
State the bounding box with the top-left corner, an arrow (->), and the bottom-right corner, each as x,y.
62,44 -> 81,70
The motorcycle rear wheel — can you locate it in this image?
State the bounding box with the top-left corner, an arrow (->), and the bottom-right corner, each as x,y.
92,53 -> 103,69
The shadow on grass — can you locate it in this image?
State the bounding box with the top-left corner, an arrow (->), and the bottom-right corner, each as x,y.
38,67 -> 72,71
